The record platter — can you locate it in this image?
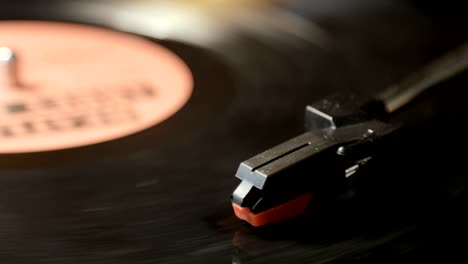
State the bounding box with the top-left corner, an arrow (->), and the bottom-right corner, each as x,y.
1,0 -> 468,263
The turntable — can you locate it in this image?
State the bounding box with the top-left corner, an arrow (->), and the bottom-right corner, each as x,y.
0,0 -> 467,263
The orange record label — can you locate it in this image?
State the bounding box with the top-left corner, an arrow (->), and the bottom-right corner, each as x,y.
0,21 -> 193,153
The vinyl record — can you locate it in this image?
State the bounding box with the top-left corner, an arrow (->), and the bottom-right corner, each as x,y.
0,0 -> 467,263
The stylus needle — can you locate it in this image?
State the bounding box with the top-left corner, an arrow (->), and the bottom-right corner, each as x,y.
231,41 -> 468,227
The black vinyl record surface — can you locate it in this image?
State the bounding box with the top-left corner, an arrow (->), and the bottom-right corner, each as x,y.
1,0 -> 468,263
